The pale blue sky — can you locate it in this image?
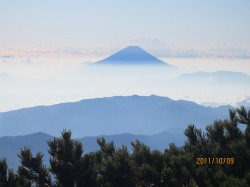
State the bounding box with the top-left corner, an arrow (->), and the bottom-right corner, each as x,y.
1,1 -> 250,111
0,0 -> 250,57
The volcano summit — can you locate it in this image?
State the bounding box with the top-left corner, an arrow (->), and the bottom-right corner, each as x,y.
94,46 -> 170,66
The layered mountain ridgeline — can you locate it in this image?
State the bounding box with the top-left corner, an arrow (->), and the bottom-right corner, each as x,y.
0,95 -> 231,137
0,130 -> 184,170
176,71 -> 250,85
0,107 -> 250,186
0,132 -> 52,170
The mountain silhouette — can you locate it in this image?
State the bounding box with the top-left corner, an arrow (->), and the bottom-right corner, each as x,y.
0,131 -> 185,170
94,46 -> 170,66
0,95 -> 231,137
176,71 -> 250,85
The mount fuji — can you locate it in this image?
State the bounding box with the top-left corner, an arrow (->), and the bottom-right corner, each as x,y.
94,46 -> 171,66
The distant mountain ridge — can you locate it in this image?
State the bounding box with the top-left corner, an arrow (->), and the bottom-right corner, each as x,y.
0,130 -> 184,170
0,95 -> 231,137
94,46 -> 170,66
176,71 -> 250,84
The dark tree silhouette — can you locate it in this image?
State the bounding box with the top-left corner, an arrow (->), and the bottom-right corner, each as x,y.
0,158 -> 20,187
0,107 -> 250,186
48,130 -> 83,187
17,147 -> 52,186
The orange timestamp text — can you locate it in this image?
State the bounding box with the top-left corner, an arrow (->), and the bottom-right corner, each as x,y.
196,157 -> 235,165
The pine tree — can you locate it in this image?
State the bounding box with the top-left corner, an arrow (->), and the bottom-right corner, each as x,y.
17,147 -> 52,186
0,158 -> 20,187
47,130 -> 83,187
